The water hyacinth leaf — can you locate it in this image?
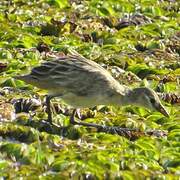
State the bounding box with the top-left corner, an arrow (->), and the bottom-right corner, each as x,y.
163,159 -> 180,169
0,78 -> 17,88
129,106 -> 149,117
0,0 -> 179,178
168,130 -> 180,141
0,50 -> 13,59
0,160 -> 10,170
13,34 -> 38,48
23,51 -> 40,62
51,160 -> 72,172
146,114 -> 168,123
0,142 -> 24,160
127,64 -> 169,79
151,6 -> 163,16
47,0 -> 70,8
147,41 -> 160,49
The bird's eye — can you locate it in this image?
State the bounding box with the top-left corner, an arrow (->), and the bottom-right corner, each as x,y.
150,98 -> 155,104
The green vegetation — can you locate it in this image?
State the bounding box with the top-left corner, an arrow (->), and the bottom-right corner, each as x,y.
0,0 -> 179,179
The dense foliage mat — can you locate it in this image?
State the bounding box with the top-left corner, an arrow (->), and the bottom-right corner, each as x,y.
0,0 -> 179,179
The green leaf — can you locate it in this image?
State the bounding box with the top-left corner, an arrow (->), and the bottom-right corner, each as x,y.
47,0 -> 70,8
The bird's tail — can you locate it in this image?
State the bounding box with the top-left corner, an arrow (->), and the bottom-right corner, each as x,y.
14,75 -> 30,82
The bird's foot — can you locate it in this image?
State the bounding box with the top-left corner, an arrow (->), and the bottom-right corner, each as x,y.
70,117 -> 78,125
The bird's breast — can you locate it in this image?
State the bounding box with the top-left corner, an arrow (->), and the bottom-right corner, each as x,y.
60,92 -> 108,108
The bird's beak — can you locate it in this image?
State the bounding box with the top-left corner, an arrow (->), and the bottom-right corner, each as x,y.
156,103 -> 169,117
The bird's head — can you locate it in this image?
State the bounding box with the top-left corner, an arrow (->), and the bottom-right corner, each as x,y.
128,87 -> 169,117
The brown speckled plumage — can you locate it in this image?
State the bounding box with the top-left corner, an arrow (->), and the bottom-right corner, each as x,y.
16,54 -> 169,124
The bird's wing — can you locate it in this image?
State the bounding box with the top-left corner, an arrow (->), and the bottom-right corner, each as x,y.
29,55 -> 117,96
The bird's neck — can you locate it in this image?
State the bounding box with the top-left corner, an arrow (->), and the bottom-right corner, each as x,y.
121,89 -> 136,105
106,85 -> 133,106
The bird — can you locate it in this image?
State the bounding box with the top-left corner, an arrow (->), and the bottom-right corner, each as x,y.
15,54 -> 169,127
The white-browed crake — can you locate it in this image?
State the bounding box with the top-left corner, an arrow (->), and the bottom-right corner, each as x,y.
15,54 -> 169,127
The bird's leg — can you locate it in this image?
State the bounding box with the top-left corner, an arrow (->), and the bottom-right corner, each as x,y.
69,109 -> 141,138
46,95 -> 53,124
70,109 -> 78,124
76,108 -> 82,119
70,109 -> 107,129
